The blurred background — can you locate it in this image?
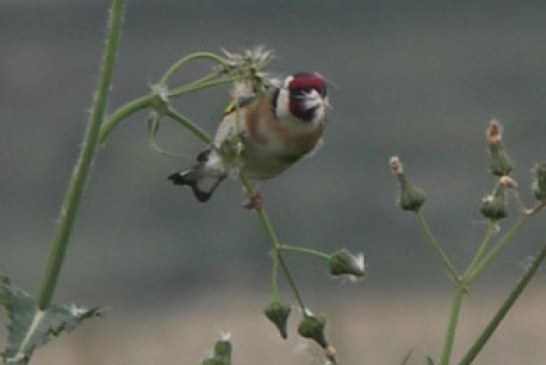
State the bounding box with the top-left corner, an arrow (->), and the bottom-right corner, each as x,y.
2,1 -> 546,364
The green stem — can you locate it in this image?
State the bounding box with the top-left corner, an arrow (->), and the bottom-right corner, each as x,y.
98,94 -> 154,145
37,0 -> 126,309
168,75 -> 241,98
279,245 -> 331,260
159,52 -> 228,85
466,216 -> 528,283
459,245 -> 546,365
509,189 -> 528,214
416,210 -> 460,283
440,285 -> 466,365
462,220 -> 496,280
98,75 -> 238,145
165,107 -> 213,145
467,201 -> 545,283
239,174 -> 307,311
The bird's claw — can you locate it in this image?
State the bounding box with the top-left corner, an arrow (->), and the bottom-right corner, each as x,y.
243,193 -> 264,210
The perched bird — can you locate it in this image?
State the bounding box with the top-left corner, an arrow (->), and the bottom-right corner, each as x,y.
168,72 -> 329,205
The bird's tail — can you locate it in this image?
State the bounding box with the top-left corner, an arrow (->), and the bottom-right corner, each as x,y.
168,150 -> 226,202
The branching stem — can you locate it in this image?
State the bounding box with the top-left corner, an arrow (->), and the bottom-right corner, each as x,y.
37,0 -> 126,309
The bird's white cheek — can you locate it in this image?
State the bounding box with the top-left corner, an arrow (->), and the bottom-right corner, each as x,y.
274,88 -> 291,120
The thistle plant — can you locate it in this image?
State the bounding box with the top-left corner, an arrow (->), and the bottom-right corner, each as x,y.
390,120 -> 546,365
0,1 -> 364,364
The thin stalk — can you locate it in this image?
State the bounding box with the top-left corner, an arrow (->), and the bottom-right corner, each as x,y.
467,201 -> 545,283
168,75 -> 241,98
257,207 -> 306,311
239,174 -> 307,311
98,94 -> 154,145
466,216 -> 528,283
459,245 -> 546,365
37,0 -> 126,309
440,285 -> 466,365
462,220 -> 496,279
270,246 -> 281,300
279,245 -> 331,260
165,107 -> 213,145
159,52 -> 228,85
416,210 -> 460,283
98,75 -> 239,145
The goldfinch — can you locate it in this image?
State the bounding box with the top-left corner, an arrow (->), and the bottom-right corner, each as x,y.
168,72 -> 329,203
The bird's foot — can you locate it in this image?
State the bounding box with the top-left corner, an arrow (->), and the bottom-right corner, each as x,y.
243,193 -> 264,210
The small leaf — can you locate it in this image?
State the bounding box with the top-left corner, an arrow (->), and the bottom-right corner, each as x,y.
0,276 -> 102,365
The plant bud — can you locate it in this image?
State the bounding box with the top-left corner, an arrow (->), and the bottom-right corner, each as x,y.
480,185 -> 507,221
532,163 -> 546,201
328,249 -> 365,280
201,335 -> 232,365
264,301 -> 291,339
487,120 -> 514,176
297,313 -> 328,349
390,156 -> 426,211
213,338 -> 232,360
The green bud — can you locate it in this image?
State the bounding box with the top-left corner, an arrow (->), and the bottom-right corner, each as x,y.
264,301 -> 291,339
328,249 -> 365,280
487,120 -> 514,176
390,156 -> 426,211
398,174 -> 426,211
488,142 -> 514,176
202,336 -> 232,365
297,313 -> 328,349
480,185 -> 507,221
532,163 -> 546,201
213,339 -> 232,360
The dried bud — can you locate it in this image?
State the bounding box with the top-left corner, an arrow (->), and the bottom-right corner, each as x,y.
324,345 -> 338,364
328,249 -> 365,281
264,300 -> 291,339
480,185 -> 507,221
390,156 -> 404,175
499,175 -> 518,189
390,156 -> 425,211
298,313 -> 329,349
487,120 -> 514,176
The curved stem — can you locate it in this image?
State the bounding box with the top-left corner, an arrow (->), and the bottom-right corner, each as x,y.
37,0 -> 126,309
279,245 -> 331,260
98,94 -> 154,145
462,220 -> 496,280
239,174 -> 307,311
416,210 -> 460,284
466,216 -> 528,283
164,107 -> 213,145
159,52 -> 228,85
168,75 -> 241,98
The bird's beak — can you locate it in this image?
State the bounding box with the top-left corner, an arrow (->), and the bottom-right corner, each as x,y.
323,96 -> 333,110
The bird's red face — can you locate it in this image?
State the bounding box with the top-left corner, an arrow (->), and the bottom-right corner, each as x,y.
286,73 -> 328,123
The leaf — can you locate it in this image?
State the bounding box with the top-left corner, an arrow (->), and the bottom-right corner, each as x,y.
0,276 -> 102,365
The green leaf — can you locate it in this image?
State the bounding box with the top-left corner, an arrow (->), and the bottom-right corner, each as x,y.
0,276 -> 102,365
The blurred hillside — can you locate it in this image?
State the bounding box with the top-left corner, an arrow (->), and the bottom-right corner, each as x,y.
2,1 -> 546,363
